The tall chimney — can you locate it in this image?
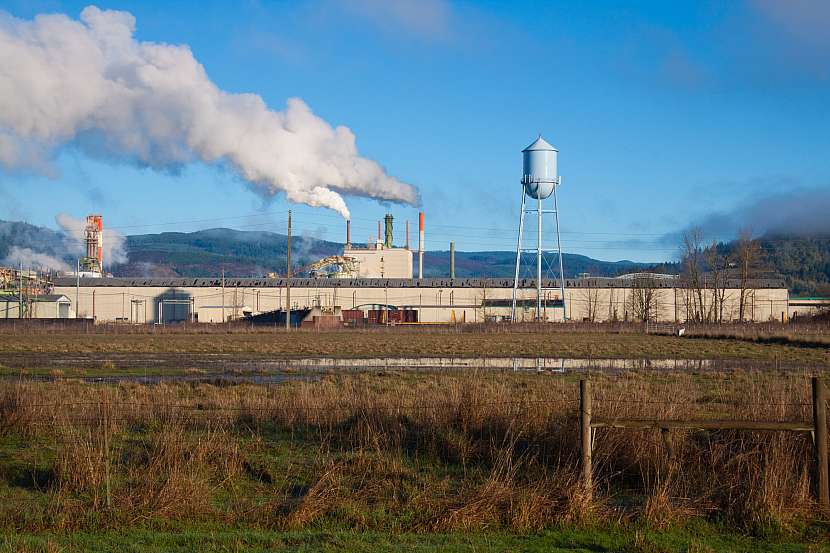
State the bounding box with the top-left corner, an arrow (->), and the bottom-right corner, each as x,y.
418,212 -> 424,279
450,241 -> 455,279
377,220 -> 381,243
384,214 -> 393,249
84,214 -> 104,274
97,216 -> 103,271
346,220 -> 351,248
405,220 -> 410,250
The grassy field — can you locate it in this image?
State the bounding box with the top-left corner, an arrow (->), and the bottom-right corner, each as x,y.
0,329 -> 828,362
0,370 -> 828,552
3,524 -> 829,552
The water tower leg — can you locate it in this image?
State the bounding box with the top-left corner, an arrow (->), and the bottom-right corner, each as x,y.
511,191 -> 527,322
554,183 -> 567,321
537,194 -> 543,321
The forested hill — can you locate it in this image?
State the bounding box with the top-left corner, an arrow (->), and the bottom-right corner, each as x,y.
118,229 -> 653,278
682,234 -> 830,296
756,235 -> 830,295
3,220 -> 828,291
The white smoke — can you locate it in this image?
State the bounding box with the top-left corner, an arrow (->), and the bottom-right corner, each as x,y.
2,246 -> 70,272
0,6 -> 419,219
56,213 -> 128,266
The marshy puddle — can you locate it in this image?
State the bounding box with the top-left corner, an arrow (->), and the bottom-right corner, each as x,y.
1,354 -> 824,384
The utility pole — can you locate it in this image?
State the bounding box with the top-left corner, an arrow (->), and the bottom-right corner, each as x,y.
553,181 -> 567,321
286,209 -> 292,331
450,241 -> 455,279
221,268 -> 225,323
76,259 -> 80,319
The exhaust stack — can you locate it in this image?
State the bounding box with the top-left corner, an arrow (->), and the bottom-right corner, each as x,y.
418,212 -> 424,279
450,241 -> 455,279
384,214 -> 393,249
82,215 -> 104,274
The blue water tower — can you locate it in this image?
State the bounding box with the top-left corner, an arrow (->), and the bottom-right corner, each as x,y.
522,135 -> 558,199
512,135 -> 567,323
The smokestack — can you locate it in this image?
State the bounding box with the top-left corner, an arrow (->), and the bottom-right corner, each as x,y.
346,220 -> 351,248
450,241 -> 455,279
84,214 -> 103,274
97,216 -> 103,270
418,212 -> 424,279
405,220 -> 410,250
377,221 -> 381,242
384,214 -> 393,249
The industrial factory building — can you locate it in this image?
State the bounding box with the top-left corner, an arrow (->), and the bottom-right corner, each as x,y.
2,139 -> 801,326
49,207 -> 791,325
0,208 -> 795,326
52,275 -> 790,325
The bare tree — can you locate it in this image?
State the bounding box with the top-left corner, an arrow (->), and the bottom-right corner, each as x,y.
608,288 -> 619,322
580,286 -> 600,322
629,274 -> 661,322
705,241 -> 728,323
681,228 -> 706,321
733,228 -> 762,322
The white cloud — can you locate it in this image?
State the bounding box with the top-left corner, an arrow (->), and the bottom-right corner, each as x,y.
0,6 -> 420,219
341,0 -> 452,38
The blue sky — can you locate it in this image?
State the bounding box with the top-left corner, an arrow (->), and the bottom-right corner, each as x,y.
1,0 -> 829,263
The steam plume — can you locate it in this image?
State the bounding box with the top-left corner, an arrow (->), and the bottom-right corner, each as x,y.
0,6 -> 419,219
2,246 -> 70,272
56,213 -> 127,266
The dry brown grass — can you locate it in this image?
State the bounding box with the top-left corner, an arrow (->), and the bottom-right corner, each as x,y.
0,370 -> 826,534
0,328 -> 828,363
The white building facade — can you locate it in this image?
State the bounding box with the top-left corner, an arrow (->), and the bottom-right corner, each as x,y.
52,276 -> 789,324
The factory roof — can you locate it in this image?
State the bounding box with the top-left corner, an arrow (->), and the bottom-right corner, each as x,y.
52,276 -> 787,289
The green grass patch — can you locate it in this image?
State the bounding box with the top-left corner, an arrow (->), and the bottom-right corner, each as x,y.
2,523 -> 828,552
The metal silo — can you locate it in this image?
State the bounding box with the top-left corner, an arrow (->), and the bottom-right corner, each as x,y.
512,135 -> 567,322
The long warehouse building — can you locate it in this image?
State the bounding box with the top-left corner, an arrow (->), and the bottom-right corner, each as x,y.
53,276 -> 790,324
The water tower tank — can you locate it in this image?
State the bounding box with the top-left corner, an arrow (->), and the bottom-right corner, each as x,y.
522,136 -> 558,199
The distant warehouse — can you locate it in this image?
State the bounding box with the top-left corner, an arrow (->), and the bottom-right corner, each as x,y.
52,275 -> 789,325
0,294 -> 73,319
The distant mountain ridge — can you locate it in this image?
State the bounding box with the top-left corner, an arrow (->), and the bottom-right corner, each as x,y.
121,227 -> 655,278
0,220 -> 654,279
3,220 -> 827,291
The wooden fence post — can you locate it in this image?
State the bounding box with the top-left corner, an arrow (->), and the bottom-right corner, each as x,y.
580,379 -> 592,496
813,376 -> 829,509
